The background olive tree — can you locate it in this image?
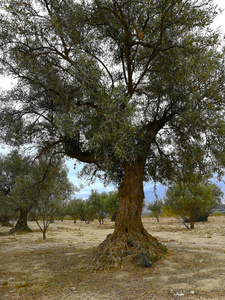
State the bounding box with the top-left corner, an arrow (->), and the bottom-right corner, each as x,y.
0,151 -> 33,231
147,199 -> 164,222
87,190 -> 108,225
164,181 -> 223,229
23,157 -> 74,239
0,191 -> 14,227
104,191 -> 119,222
66,198 -> 95,223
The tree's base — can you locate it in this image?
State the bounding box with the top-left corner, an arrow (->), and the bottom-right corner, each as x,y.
85,228 -> 167,270
9,225 -> 32,234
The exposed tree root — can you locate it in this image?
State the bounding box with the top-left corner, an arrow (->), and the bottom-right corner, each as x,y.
84,228 -> 167,270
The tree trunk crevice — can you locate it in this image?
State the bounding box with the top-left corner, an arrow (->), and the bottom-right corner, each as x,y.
9,209 -> 32,234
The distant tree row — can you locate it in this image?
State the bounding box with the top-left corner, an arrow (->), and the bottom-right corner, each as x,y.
65,190 -> 119,225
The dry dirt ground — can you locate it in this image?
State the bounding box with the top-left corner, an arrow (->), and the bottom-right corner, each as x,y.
0,216 -> 225,300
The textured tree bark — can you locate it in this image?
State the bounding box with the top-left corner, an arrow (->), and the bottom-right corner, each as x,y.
42,230 -> 46,240
115,161 -> 148,235
11,208 -> 32,233
190,217 -> 195,229
88,161 -> 167,269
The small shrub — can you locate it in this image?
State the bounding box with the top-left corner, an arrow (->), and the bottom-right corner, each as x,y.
139,252 -> 152,268
160,244 -> 168,253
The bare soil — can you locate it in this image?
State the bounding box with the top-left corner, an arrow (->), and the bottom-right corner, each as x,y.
0,216 -> 225,299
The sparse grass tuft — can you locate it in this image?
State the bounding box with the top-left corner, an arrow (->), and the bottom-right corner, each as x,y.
15,281 -> 29,288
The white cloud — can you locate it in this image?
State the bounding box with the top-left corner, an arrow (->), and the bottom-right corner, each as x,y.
0,76 -> 17,90
212,0 -> 225,33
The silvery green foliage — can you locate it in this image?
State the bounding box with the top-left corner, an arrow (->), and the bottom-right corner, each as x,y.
0,0 -> 225,185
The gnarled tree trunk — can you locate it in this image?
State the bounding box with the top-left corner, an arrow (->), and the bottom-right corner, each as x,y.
88,161 -> 166,269
10,208 -> 32,233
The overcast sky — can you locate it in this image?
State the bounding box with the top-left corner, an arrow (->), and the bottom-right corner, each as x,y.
212,0 -> 225,31
1,0 -> 225,200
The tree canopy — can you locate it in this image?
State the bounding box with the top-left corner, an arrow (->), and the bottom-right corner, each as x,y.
1,0 -> 224,183
1,0 -> 225,268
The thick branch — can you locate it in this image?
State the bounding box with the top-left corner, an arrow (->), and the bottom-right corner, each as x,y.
62,136 -> 97,164
142,110 -> 178,160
